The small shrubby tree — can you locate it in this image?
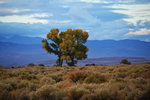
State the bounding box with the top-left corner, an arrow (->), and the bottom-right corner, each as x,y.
42,29 -> 89,66
120,59 -> 131,65
27,63 -> 35,66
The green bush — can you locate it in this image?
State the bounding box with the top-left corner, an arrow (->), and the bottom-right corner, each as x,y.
50,74 -> 63,82
80,88 -> 116,100
138,86 -> 150,100
117,73 -> 127,78
1,79 -> 18,91
19,73 -> 36,80
38,64 -> 45,66
120,59 -> 131,64
85,73 -> 107,84
67,70 -> 89,83
30,85 -> 65,100
17,90 -> 30,100
66,86 -> 89,100
28,82 -> 39,91
89,90 -> 115,100
0,90 -> 15,100
17,80 -> 29,89
40,77 -> 56,84
27,63 -> 35,66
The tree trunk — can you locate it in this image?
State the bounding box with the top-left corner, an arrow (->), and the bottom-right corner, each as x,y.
56,55 -> 63,67
71,58 -> 75,66
60,59 -> 63,67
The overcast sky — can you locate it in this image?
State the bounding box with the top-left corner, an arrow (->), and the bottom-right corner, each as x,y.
0,0 -> 150,41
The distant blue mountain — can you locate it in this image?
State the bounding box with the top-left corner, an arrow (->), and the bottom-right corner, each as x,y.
0,35 -> 150,67
0,35 -> 42,44
86,39 -> 150,58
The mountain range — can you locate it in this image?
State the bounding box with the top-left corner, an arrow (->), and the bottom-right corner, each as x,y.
0,35 -> 150,67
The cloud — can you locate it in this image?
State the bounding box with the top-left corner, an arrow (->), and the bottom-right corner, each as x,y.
79,0 -> 136,4
66,6 -> 131,40
80,0 -> 109,3
135,0 -> 150,4
0,0 -> 150,41
0,8 -> 31,13
68,7 -> 99,25
88,19 -> 130,40
128,28 -> 150,35
0,0 -> 7,4
107,4 -> 150,25
0,13 -> 51,24
29,13 -> 51,18
0,22 -> 50,37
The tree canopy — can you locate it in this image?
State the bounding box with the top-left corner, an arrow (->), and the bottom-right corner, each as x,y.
42,28 -> 89,66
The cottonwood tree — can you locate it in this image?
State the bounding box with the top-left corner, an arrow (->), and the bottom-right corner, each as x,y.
59,29 -> 89,66
42,28 -> 89,66
42,29 -> 63,66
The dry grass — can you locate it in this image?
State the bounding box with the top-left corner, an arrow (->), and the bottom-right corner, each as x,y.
0,64 -> 150,100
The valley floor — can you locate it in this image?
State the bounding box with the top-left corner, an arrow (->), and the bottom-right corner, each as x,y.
0,64 -> 150,100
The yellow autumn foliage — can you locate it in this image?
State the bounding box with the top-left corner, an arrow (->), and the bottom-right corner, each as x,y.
42,28 -> 89,66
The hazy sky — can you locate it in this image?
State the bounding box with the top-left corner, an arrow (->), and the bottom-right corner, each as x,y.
0,0 -> 150,41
